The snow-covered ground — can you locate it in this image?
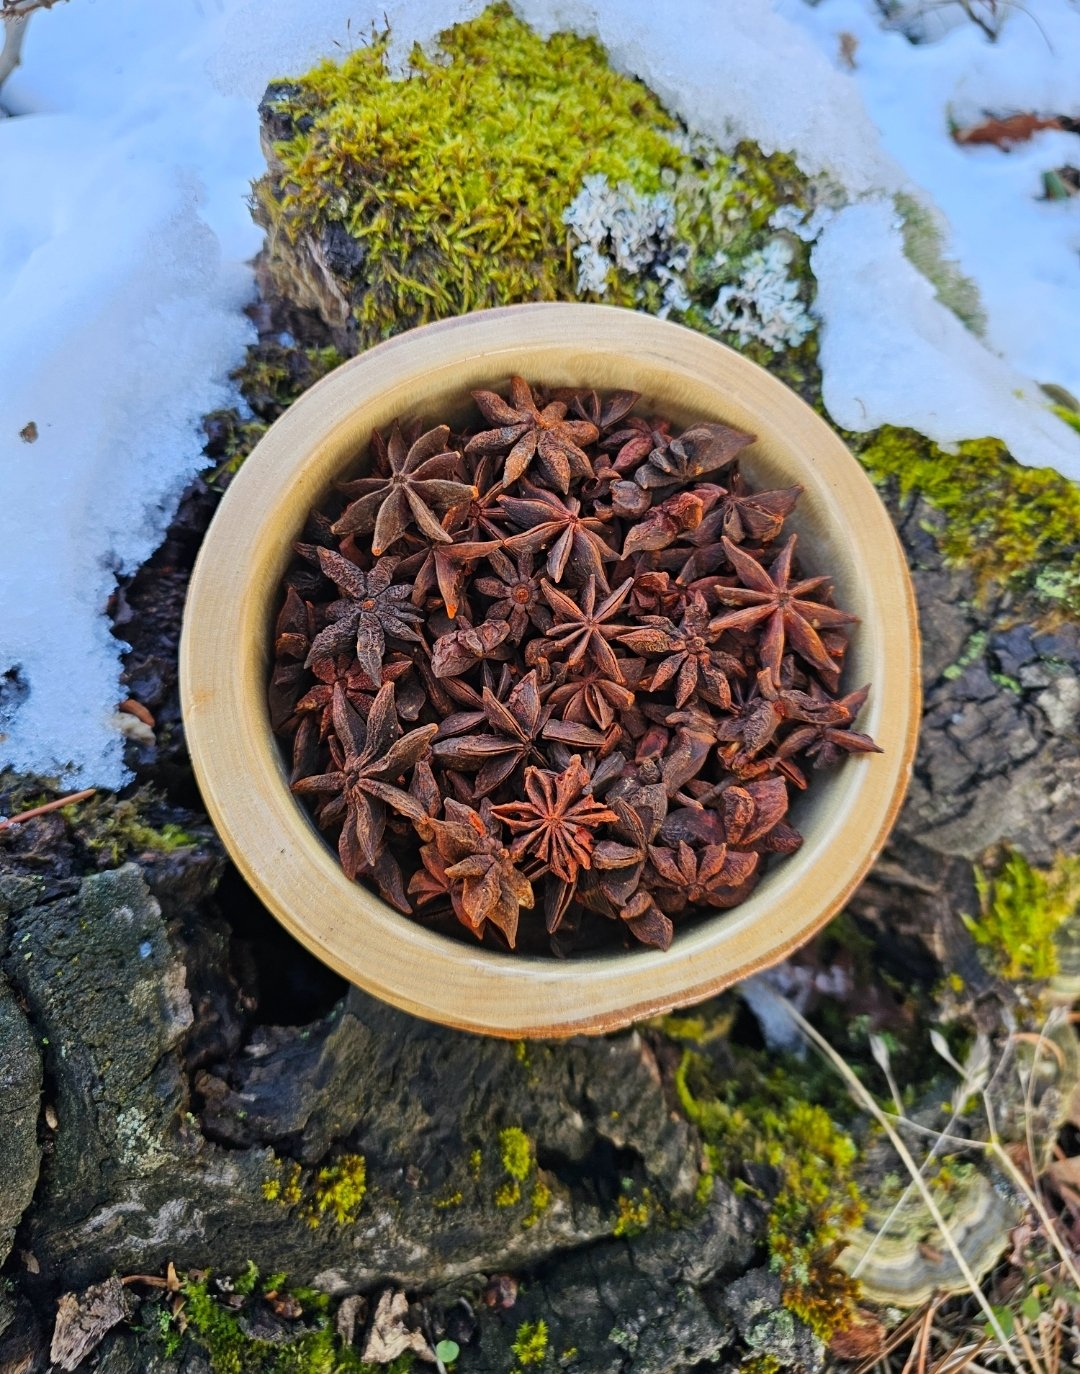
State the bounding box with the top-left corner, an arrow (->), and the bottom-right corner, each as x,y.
2,0 -> 1079,787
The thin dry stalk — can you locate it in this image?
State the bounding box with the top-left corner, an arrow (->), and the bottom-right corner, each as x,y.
784,1003 -> 1023,1369
0,787 -> 96,831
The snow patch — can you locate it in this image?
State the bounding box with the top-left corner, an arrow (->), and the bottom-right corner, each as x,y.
812,201 -> 1080,480
0,111 -> 250,787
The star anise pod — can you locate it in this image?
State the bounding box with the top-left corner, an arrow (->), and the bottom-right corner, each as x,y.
431,670 -> 551,795
491,755 -> 617,885
711,470 -> 803,544
635,422 -> 754,490
708,535 -> 857,686
269,586 -> 317,732
579,798 -> 674,950
413,539 -> 501,620
618,592 -> 743,709
411,798 -> 534,947
541,576 -> 633,681
775,684 -> 882,769
663,777 -> 801,856
621,488 -> 715,557
295,653 -> 413,737
547,656 -> 643,732
601,414 -> 674,472
430,617 -> 513,678
561,386 -> 640,434
466,376 -> 598,493
498,483 -> 617,586
472,548 -> 551,641
647,838 -> 759,912
305,551 -> 425,683
332,422 -> 477,554
291,682 -> 437,878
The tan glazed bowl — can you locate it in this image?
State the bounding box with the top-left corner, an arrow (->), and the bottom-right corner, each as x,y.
180,303 -> 920,1038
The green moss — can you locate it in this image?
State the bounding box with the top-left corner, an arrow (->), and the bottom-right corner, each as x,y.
739,1357 -> 782,1374
523,1177 -> 552,1230
942,630 -> 989,682
310,1153 -> 368,1226
855,425 -> 1080,616
257,5 -> 683,343
895,192 -> 986,335
59,787 -> 198,866
500,1126 -> 532,1181
1052,403 -> 1080,437
511,1319 -> 549,1367
963,850 -> 1080,982
170,1270 -> 407,1374
495,1125 -> 532,1205
674,1047 -> 864,1342
262,1151 -> 367,1228
205,342 -> 344,486
256,4 -> 818,370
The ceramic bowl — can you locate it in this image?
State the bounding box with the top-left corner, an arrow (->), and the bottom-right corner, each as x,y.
180,303 -> 920,1037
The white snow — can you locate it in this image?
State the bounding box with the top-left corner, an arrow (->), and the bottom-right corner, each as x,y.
812,200 -> 1080,473
2,0 -> 1079,786
779,0 -> 1080,441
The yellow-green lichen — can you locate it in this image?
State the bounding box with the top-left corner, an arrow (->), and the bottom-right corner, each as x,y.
495,1125 -> 533,1206
855,425 -> 1080,617
964,850 -> 1080,982
433,1189 -> 463,1210
511,1319 -> 549,1367
262,1151 -> 367,1228
674,1047 -> 864,1342
612,1189 -> 653,1238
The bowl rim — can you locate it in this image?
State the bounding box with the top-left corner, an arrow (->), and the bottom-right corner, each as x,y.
179,302 -> 921,1038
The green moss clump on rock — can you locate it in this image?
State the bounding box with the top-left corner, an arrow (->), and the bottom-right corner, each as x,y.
254,4 -> 819,362
255,4 -> 682,342
262,1151 -> 367,1229
855,425 -> 1080,616
964,850 -> 1080,983
674,1041 -> 864,1342
167,1267 -> 409,1374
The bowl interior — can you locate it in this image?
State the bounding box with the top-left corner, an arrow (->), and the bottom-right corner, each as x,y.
181,304 -> 919,1034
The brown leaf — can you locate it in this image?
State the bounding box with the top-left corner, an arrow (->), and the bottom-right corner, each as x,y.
954,112 -> 1063,149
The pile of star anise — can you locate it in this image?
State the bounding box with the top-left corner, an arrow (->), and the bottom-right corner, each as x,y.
269,377 -> 880,955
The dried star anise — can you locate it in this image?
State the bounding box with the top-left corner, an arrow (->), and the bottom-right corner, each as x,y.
271,377 -> 880,957
491,755 -> 616,885
466,376 -> 598,493
411,798 -> 534,947
332,422 -> 477,554
291,682 -> 437,878
306,551 -> 425,683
